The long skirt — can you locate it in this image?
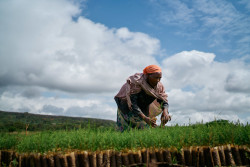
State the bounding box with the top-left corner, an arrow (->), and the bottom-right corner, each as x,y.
116,100 -> 162,132
116,108 -> 148,132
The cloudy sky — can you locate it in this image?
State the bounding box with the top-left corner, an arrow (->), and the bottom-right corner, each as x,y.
0,0 -> 249,125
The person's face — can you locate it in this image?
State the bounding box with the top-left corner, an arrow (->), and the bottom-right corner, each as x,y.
147,72 -> 162,87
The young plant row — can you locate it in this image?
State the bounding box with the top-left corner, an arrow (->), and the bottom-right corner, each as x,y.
0,122 -> 249,153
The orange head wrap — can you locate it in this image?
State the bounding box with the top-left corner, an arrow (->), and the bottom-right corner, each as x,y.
143,65 -> 162,74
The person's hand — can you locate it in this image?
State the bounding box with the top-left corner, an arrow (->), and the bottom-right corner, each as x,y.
161,110 -> 171,126
144,116 -> 157,127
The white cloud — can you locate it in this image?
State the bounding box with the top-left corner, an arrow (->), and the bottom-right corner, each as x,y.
224,61 -> 250,93
0,89 -> 116,120
167,111 -> 245,126
161,50 -> 216,88
0,0 -> 160,93
1,49 -> 249,125
156,0 -> 194,25
239,0 -> 250,11
161,51 -> 250,120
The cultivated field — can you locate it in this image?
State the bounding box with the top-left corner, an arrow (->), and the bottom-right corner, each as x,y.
0,121 -> 249,166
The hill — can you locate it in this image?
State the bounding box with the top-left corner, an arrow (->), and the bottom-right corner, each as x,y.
0,110 -> 116,132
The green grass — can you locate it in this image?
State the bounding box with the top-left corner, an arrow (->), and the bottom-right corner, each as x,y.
0,121 -> 249,153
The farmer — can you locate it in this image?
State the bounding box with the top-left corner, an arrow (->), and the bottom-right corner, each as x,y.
114,65 -> 171,132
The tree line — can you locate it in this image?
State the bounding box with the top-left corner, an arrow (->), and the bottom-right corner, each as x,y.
0,110 -> 116,132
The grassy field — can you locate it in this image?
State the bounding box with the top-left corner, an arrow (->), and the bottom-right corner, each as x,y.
0,120 -> 249,154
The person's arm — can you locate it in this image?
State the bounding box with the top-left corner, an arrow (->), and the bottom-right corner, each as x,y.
161,108 -> 171,126
130,93 -> 157,127
157,99 -> 169,110
157,99 -> 171,126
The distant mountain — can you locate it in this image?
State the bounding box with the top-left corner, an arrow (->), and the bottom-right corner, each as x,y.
0,110 -> 116,132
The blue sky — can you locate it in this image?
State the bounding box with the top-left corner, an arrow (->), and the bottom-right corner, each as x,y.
0,0 -> 249,125
84,0 -> 250,61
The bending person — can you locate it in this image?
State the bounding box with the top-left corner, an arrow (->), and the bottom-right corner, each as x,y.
114,65 -> 171,132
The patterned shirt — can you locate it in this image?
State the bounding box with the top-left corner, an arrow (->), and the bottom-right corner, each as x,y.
115,89 -> 168,117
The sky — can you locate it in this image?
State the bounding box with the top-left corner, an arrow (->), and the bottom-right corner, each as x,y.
0,0 -> 250,125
